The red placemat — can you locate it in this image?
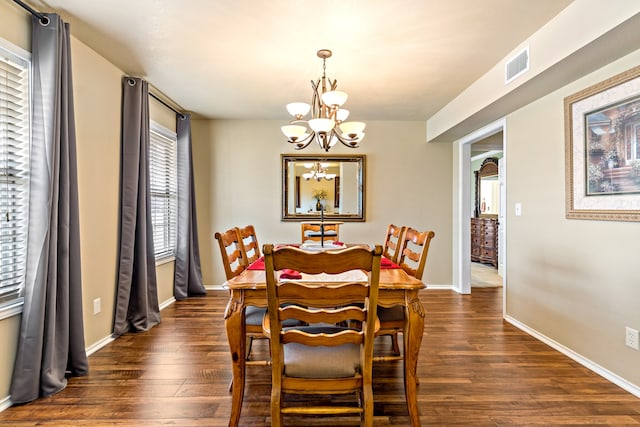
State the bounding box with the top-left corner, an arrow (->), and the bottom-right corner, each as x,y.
247,257 -> 265,270
381,257 -> 400,269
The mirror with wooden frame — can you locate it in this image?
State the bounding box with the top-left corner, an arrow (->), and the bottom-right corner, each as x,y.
474,157 -> 499,218
282,154 -> 365,222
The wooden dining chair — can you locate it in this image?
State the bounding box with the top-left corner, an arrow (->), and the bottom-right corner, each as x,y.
237,224 -> 261,266
214,228 -> 267,366
263,244 -> 382,427
377,227 -> 435,359
214,228 -> 247,280
382,224 -> 406,263
300,223 -> 340,244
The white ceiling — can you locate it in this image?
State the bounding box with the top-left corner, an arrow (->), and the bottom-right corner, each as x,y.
28,0 -> 573,121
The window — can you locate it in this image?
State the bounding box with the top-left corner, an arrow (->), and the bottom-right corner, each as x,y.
149,122 -> 177,261
0,41 -> 30,312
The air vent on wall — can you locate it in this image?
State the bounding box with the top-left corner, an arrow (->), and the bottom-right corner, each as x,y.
505,46 -> 529,84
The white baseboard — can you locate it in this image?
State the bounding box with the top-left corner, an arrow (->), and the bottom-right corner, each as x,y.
85,334 -> 116,357
426,283 -> 454,290
86,296 -> 175,357
0,395 -> 11,413
159,296 -> 176,310
505,315 -> 640,398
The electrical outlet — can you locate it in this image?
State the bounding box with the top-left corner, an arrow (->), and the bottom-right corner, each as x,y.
626,326 -> 639,350
93,298 -> 101,315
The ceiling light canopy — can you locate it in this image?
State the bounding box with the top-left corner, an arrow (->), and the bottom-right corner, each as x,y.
282,49 -> 365,152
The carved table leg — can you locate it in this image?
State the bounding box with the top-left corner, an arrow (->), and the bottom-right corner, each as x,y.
225,294 -> 246,427
404,292 -> 425,426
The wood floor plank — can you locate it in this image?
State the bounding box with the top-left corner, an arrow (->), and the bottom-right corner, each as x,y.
1,288 -> 639,426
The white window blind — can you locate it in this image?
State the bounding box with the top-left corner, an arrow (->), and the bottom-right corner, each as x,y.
0,45 -> 29,309
149,122 -> 177,260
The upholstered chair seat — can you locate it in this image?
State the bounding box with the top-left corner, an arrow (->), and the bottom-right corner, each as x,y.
283,326 -> 360,379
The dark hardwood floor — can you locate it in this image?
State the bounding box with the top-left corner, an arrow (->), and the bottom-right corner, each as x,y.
1,287 -> 639,426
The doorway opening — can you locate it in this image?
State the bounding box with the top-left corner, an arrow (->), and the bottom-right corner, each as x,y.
470,138 -> 503,288
454,119 -> 506,311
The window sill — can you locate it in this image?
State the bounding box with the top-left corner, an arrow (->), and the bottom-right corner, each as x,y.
155,255 -> 175,267
0,299 -> 24,321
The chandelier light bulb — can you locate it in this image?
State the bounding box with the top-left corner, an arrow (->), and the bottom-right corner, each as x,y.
321,90 -> 348,107
309,118 -> 335,133
339,121 -> 366,137
336,109 -> 350,122
281,125 -> 307,140
286,102 -> 311,119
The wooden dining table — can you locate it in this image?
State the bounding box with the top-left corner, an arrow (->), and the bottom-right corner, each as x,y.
223,253 -> 426,427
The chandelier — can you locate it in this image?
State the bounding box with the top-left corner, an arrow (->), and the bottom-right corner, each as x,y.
281,49 -> 366,152
302,162 -> 336,181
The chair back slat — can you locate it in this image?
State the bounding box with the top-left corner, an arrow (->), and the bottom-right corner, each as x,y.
282,329 -> 363,347
237,225 -> 261,266
276,281 -> 369,307
397,227 -> 435,280
382,224 -> 406,263
272,246 -> 374,274
301,223 -> 340,244
280,305 -> 367,325
214,228 -> 246,280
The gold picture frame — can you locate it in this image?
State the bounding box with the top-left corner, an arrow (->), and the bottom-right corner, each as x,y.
565,65 -> 640,221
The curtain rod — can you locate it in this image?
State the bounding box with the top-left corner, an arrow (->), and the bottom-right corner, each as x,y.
12,0 -> 48,24
149,92 -> 184,116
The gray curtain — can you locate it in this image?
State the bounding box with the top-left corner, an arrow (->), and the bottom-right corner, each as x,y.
10,13 -> 88,404
174,114 -> 206,299
113,77 -> 160,336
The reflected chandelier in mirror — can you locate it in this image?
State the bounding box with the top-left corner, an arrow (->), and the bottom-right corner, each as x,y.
282,154 -> 365,222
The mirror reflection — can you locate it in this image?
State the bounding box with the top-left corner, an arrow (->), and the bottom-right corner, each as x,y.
479,175 -> 499,216
474,157 -> 499,218
282,154 -> 365,221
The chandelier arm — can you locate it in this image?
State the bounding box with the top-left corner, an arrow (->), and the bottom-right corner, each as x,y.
310,79 -> 322,118
291,131 -> 315,150
332,130 -> 360,149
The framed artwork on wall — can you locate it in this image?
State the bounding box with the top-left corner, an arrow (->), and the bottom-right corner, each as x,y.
565,64 -> 640,221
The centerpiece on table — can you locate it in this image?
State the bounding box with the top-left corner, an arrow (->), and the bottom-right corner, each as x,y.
312,188 -> 327,211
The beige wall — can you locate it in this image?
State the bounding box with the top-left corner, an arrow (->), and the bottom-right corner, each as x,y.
72,34 -> 121,348
505,48 -> 640,387
191,119 -> 453,288
0,7 -> 177,403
